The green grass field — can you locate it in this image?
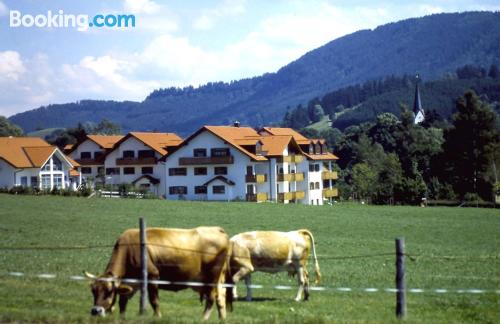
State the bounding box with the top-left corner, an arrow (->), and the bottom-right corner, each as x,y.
0,194 -> 498,323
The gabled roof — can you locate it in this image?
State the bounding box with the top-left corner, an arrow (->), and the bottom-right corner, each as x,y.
260,127 -> 310,144
132,175 -> 160,185
110,132 -> 182,156
66,134 -> 124,154
259,135 -> 297,156
0,137 -> 79,168
203,176 -> 235,186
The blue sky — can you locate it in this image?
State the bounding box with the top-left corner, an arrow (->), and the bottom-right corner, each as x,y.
1,0 -> 499,117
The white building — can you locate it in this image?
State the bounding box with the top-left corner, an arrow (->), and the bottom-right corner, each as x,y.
103,132 -> 182,195
163,125 -> 339,205
66,135 -> 123,184
0,137 -> 81,190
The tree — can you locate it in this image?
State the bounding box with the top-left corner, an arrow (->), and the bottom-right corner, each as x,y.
311,105 -> 325,123
352,163 -> 377,202
488,64 -> 499,79
93,119 -> 121,135
373,153 -> 403,204
0,116 -> 23,136
442,90 -> 499,200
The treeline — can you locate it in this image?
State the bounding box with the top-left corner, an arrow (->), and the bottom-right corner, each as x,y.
301,91 -> 499,204
283,64 -> 500,130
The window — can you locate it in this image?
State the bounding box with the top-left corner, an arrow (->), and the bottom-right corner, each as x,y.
140,184 -> 150,189
246,166 -> 253,175
309,144 -> 314,154
193,148 -> 207,157
42,162 -> 50,171
315,144 -> 321,154
309,164 -> 314,172
97,167 -> 104,176
314,164 -> 320,172
81,167 -> 92,174
246,184 -> 255,195
195,186 -> 207,194
53,174 -> 63,189
278,167 -> 284,174
315,182 -> 320,189
30,176 -> 38,188
80,152 -> 91,159
124,167 -> 135,175
322,144 -> 328,154
142,167 -> 153,175
52,156 -> 62,171
106,168 -> 120,175
123,150 -> 135,158
94,151 -> 104,159
20,176 -> 28,186
309,182 -> 314,190
138,150 -> 155,158
213,185 -> 225,194
169,186 -> 187,195
214,167 -> 227,175
211,148 -> 230,157
169,168 -> 187,176
256,142 -> 263,155
41,174 -> 51,189
194,167 -> 207,175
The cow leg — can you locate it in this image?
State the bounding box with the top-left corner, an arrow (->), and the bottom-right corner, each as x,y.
295,266 -> 306,301
303,268 -> 310,301
148,284 -> 161,317
231,266 -> 252,300
245,274 -> 253,301
118,292 -> 135,315
215,283 -> 227,320
202,292 -> 215,320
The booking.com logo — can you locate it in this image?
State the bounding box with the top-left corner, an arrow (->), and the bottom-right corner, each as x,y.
9,10 -> 136,31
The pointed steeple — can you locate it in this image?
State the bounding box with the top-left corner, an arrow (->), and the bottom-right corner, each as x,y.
413,74 -> 425,124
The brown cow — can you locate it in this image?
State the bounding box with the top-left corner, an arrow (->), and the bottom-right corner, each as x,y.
84,226 -> 232,320
230,229 -> 320,301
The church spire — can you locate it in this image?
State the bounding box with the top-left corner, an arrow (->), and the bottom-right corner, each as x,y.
413,74 -> 425,124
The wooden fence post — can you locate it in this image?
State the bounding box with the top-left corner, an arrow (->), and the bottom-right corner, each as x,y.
395,237 -> 406,318
139,217 -> 148,315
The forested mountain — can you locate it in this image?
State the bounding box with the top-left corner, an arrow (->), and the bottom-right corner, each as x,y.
283,65 -> 500,130
9,11 -> 500,135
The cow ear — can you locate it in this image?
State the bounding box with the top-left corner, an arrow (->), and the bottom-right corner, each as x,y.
117,284 -> 134,296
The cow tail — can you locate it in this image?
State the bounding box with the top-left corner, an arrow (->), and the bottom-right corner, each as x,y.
224,245 -> 234,312
301,229 -> 321,285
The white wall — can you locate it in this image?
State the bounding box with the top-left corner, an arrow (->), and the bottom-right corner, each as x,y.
104,137 -> 163,193
301,161 -> 324,205
164,131 -> 267,201
0,159 -> 15,188
69,140 -> 103,180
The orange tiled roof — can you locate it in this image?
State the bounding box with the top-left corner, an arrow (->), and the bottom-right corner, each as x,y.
260,135 -> 294,156
204,126 -> 267,161
303,152 -> 339,161
127,132 -> 183,155
87,135 -> 124,149
260,127 -> 310,144
0,137 -> 78,168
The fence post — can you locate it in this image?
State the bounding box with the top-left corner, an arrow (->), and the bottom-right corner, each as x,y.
395,237 -> 406,319
139,217 -> 148,315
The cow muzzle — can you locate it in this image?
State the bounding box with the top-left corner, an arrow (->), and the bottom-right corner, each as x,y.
90,306 -> 106,317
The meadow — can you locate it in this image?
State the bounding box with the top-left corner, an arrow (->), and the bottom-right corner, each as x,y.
0,194 -> 498,323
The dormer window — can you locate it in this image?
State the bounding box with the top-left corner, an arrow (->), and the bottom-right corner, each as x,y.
309,144 -> 314,154
322,144 -> 328,154
256,142 -> 263,155
314,143 -> 321,154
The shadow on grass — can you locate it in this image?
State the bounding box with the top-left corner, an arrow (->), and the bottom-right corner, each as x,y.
235,297 -> 277,302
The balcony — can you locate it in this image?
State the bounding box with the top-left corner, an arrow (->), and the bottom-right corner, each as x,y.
322,171 -> 338,180
116,157 -> 157,165
75,158 -> 100,165
179,156 -> 234,165
323,188 -> 339,198
277,172 -> 304,182
277,155 -> 304,163
246,192 -> 268,202
245,174 -> 267,183
278,191 -> 305,202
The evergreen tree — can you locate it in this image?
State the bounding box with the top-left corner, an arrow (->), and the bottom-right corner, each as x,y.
0,116 -> 23,136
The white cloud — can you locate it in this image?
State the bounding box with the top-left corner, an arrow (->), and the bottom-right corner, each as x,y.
0,51 -> 26,81
123,0 -> 160,14
0,1 -> 7,16
193,0 -> 246,30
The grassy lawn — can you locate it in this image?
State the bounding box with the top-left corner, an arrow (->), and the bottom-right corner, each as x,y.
0,194 -> 498,323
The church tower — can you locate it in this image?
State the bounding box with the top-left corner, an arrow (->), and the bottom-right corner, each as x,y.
413,74 -> 425,124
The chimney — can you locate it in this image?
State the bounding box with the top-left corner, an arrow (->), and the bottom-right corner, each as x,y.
233,121 -> 240,127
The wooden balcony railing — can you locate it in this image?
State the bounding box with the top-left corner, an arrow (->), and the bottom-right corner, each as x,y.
277,154 -> 304,163
323,188 -> 339,198
245,174 -> 267,183
116,157 -> 157,165
277,172 -> 304,182
179,156 -> 234,165
246,192 -> 268,202
322,171 -> 338,180
278,191 -> 305,201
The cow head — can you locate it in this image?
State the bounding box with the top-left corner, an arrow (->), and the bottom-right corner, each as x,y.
84,271 -> 133,317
